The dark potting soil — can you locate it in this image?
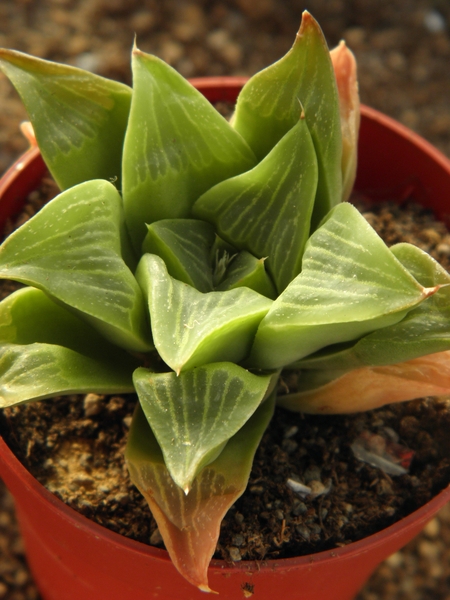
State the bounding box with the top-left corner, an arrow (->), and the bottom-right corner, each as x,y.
1,179 -> 450,565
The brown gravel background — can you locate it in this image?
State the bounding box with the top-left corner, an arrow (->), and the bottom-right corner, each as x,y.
1,1 -> 450,599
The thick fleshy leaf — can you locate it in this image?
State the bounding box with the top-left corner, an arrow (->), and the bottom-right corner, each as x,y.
231,11 -> 342,223
0,180 -> 152,352
142,219 -> 215,292
125,394 -> 275,591
0,343 -> 137,408
193,117 -> 318,293
0,287 -> 138,407
122,47 -> 257,251
295,243 -> 450,374
133,363 -> 272,493
136,254 -> 271,373
330,41 -> 360,202
216,251 -> 277,299
278,351 -> 450,414
250,203 -> 438,369
390,242 -> 450,288
0,49 -> 131,190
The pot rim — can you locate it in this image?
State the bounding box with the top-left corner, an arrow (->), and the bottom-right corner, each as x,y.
1,79 -> 450,576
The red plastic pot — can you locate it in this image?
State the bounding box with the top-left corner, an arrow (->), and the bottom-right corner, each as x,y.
1,78 -> 450,600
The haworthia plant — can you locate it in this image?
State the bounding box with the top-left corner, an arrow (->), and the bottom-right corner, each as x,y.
0,10 -> 449,592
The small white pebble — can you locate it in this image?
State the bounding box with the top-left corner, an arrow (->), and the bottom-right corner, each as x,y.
83,393 -> 104,417
228,546 -> 242,561
424,10 -> 446,34
284,425 -> 298,439
286,478 -> 311,497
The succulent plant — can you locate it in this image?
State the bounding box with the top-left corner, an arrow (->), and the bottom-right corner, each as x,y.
1,10 -> 450,592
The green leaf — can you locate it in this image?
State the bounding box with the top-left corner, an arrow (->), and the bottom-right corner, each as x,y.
0,343 -> 137,408
294,243 -> 450,374
0,287 -> 138,407
193,116 -> 318,293
250,203 -> 438,369
136,254 -> 272,373
216,250 -> 277,299
391,242 -> 450,289
0,49 -> 131,190
142,219 -> 215,292
122,47 -> 257,251
125,394 -> 275,591
0,180 -> 152,352
133,363 -> 272,493
231,10 -> 342,223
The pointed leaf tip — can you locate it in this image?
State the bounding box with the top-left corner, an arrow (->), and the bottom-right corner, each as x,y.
126,397 -> 275,591
300,10 -> 314,28
330,39 -> 360,201
423,285 -> 441,298
198,584 -> 217,594
133,363 -> 272,493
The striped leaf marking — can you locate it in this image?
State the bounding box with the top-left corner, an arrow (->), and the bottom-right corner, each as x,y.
0,343 -> 137,408
136,254 -> 272,373
0,287 -> 138,407
122,48 -> 256,252
0,180 -> 152,352
142,219 -> 216,292
125,395 -> 275,591
0,49 -> 131,190
132,363 -> 272,494
231,10 -> 342,224
193,116 -> 318,293
294,243 -> 450,374
250,203 -> 438,369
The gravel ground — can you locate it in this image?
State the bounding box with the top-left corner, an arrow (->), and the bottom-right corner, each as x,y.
1,1 -> 450,599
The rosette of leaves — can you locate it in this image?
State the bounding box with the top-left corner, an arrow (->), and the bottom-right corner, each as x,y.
1,11 -> 450,592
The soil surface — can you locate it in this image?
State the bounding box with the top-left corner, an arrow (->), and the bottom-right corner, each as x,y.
1,2 -> 450,600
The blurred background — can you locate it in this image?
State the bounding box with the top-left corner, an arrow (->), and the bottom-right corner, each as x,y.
1,1 -> 450,598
